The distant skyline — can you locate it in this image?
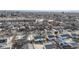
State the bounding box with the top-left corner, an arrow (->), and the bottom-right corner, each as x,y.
1,10 -> 79,13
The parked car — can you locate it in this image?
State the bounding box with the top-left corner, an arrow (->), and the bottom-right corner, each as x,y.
43,42 -> 55,49
47,35 -> 55,41
34,35 -> 45,42
60,34 -> 78,49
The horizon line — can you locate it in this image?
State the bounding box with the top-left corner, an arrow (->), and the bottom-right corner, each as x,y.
1,10 -> 79,12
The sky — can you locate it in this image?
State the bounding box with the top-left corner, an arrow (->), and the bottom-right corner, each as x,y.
0,0 -> 79,11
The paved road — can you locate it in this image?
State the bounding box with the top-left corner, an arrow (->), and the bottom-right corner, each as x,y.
21,36 -> 34,49
21,41 -> 34,49
21,43 -> 28,49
